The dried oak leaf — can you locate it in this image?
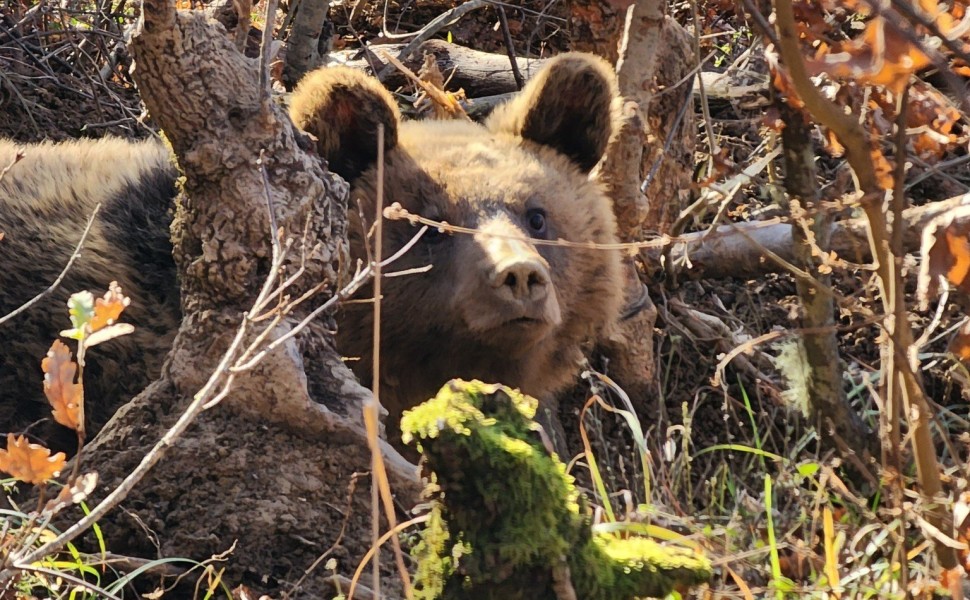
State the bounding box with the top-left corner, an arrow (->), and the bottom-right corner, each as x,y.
0,434 -> 67,485
807,15 -> 931,94
918,204 -> 970,309
89,281 -> 130,332
42,472 -> 98,517
42,340 -> 82,431
947,320 -> 970,363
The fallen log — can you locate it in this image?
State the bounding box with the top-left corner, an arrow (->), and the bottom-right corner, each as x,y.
648,194 -> 970,280
330,39 -> 762,101
331,39 -> 547,97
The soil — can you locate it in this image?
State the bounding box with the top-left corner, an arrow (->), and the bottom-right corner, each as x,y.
65,378 -> 419,598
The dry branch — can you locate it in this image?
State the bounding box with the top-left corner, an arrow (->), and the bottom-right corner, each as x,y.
773,0 -> 957,570
650,194 -> 970,280
337,39 -> 548,98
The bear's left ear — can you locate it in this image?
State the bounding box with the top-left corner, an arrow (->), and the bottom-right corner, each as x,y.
486,53 -> 620,173
289,66 -> 400,181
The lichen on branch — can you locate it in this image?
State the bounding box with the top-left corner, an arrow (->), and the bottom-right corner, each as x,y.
402,379 -> 712,600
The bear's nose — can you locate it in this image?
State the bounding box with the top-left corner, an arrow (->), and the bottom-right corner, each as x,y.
493,258 -> 550,300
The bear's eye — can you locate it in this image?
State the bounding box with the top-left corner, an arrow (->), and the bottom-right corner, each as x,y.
525,208 -> 547,237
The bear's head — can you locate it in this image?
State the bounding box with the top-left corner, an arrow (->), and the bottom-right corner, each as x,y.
289,54 -> 625,442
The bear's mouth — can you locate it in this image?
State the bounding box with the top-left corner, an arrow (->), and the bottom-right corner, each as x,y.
508,316 -> 543,325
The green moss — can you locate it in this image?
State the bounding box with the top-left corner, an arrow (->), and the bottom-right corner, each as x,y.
402,379 -> 713,600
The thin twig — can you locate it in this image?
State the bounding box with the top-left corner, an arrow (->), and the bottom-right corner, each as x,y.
366,123 -> 413,599
0,204 -> 101,328
258,149 -> 283,264
370,125 -> 384,600
376,0 -> 489,82
258,0 -> 279,108
384,204 -> 672,251
689,0 -> 718,160
497,5 -> 523,90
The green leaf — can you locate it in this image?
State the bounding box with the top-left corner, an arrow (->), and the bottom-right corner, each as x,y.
63,291 -> 95,339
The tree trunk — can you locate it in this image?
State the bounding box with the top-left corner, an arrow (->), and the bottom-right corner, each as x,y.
579,0 -> 696,422
566,0 -> 696,234
72,4 -> 419,596
283,0 -> 332,87
777,99 -> 877,468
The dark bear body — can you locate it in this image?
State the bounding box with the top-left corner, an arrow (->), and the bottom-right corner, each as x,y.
0,54 -> 624,451
0,139 -> 180,447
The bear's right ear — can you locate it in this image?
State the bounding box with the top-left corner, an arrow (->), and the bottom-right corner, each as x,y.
486,53 -> 619,173
289,67 -> 400,181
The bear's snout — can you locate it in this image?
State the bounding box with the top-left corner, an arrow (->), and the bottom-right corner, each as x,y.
457,219 -> 564,336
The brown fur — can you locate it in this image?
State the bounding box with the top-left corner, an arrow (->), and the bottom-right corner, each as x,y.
0,53 -> 624,453
0,139 -> 180,450
290,53 -> 625,447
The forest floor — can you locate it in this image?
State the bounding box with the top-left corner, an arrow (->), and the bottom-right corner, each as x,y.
2,0 -> 970,597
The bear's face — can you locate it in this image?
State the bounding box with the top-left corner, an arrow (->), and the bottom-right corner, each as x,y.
355,119 -> 619,354
289,53 -> 625,434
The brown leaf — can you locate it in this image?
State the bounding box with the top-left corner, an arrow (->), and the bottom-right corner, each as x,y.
89,281 -> 131,333
807,16 -> 931,94
42,340 -> 82,431
42,472 -> 98,516
0,434 -> 67,485
917,205 -> 970,309
947,320 -> 970,363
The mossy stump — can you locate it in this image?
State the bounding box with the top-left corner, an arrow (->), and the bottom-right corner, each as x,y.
401,379 -> 712,599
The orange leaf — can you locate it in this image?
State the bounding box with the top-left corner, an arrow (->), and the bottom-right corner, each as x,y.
948,320 -> 970,363
871,146 -> 895,191
42,472 -> 98,516
42,340 -> 82,431
808,17 -> 931,94
0,434 -> 67,485
823,128 -> 846,157
89,281 -> 130,333
917,205 -> 970,309
944,229 -> 970,287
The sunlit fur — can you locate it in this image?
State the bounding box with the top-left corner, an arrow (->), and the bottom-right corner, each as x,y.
0,53 -> 625,452
292,54 -> 626,446
0,138 -> 179,448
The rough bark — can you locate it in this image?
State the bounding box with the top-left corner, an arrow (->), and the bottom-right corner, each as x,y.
70,4 -> 420,596
585,0 -> 666,418
282,0 -> 332,87
566,1 -> 695,234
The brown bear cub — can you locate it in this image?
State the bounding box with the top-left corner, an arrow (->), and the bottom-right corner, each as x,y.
0,53 -> 624,454
290,54 -> 625,448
